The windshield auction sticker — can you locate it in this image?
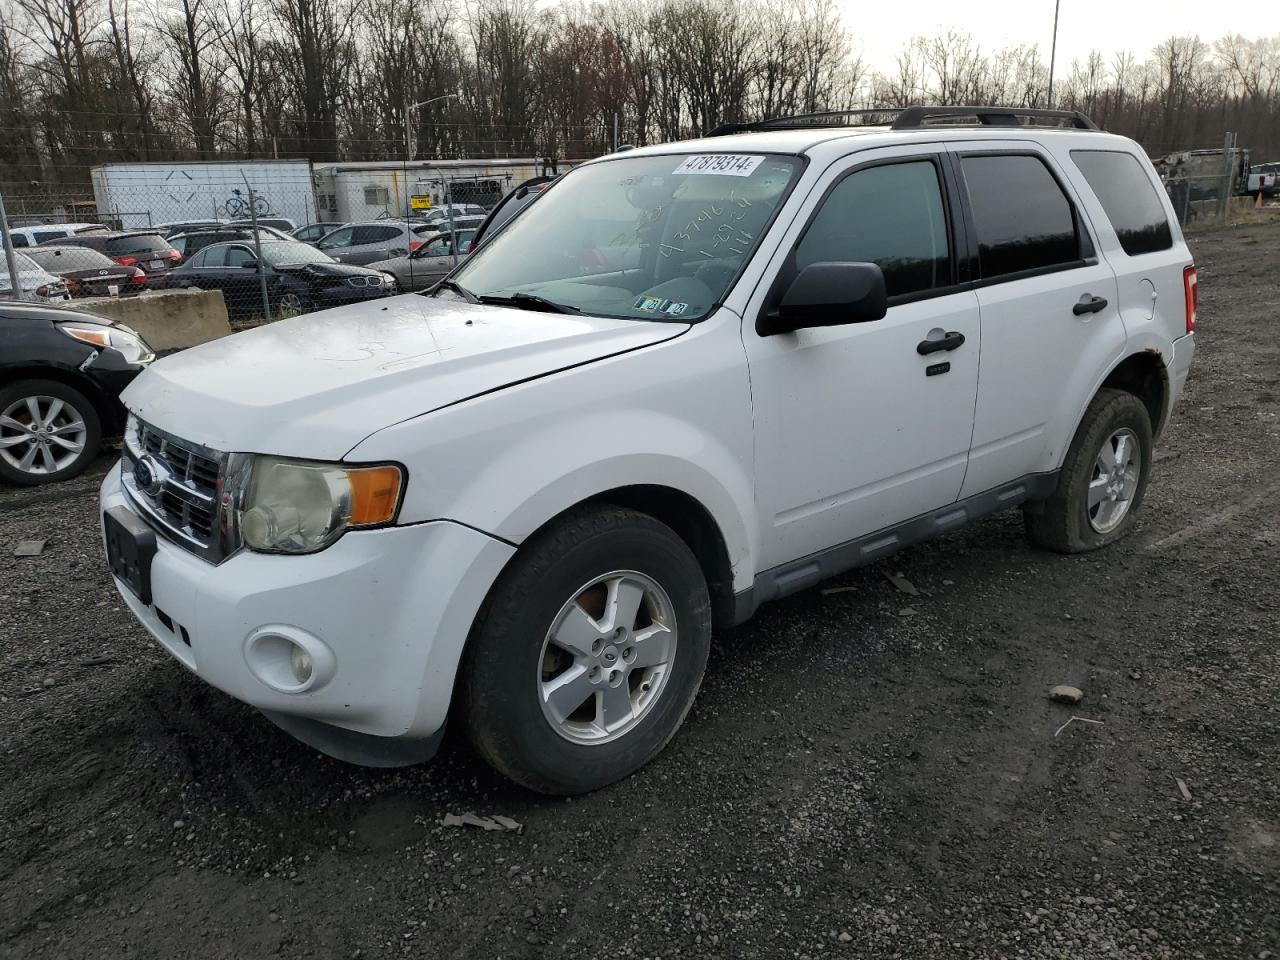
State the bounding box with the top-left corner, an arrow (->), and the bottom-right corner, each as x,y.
673,155 -> 765,177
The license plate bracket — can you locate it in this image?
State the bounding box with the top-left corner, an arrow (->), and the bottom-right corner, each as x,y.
104,506 -> 157,604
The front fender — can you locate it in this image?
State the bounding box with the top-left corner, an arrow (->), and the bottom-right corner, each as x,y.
347,316 -> 759,592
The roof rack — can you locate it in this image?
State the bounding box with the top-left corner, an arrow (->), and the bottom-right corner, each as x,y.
706,105 -> 1098,137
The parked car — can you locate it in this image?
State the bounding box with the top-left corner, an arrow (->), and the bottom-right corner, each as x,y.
167,238 -> 395,317
101,106 -> 1197,795
1,301 -> 153,484
46,231 -> 182,287
7,222 -> 109,249
20,245 -> 146,298
157,219 -> 228,237
369,228 -> 478,291
167,226 -> 292,261
292,223 -> 342,244
1247,163 -> 1280,197
315,220 -> 446,265
415,203 -> 488,225
229,217 -> 298,233
1,252 -> 70,303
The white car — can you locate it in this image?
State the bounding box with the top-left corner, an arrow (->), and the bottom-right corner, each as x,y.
101,106 -> 1197,794
8,222 -> 108,249
1,251 -> 70,302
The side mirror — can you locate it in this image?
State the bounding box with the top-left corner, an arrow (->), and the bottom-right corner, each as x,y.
761,261 -> 887,335
240,259 -> 259,270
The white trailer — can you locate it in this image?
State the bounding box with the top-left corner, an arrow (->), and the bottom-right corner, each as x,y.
90,160 -> 318,230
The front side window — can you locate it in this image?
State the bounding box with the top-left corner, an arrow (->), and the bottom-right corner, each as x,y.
450,152 -> 803,320
796,160 -> 951,299
960,154 -> 1081,279
186,247 -> 213,268
1070,150 -> 1173,257
34,230 -> 66,244
317,226 -> 353,249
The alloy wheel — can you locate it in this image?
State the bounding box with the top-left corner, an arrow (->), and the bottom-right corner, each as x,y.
537,571 -> 677,745
1087,427 -> 1141,533
0,395 -> 88,476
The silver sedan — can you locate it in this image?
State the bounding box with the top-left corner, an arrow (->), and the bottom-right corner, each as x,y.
369,229 -> 476,292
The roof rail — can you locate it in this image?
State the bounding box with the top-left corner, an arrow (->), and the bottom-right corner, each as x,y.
706,105 -> 1097,137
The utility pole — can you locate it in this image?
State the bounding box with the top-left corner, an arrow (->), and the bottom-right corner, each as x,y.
1047,0 -> 1061,108
241,175 -> 271,319
0,191 -> 25,301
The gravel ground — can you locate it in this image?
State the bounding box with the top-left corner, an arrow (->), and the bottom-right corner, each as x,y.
2,224 -> 1278,960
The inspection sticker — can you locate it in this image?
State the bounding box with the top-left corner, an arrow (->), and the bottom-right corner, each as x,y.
673,154 -> 764,177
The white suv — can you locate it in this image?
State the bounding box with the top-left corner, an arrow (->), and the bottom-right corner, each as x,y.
100,107 -> 1197,794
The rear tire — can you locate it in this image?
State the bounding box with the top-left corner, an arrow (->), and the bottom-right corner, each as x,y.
461,505 -> 712,794
0,379 -> 102,486
1024,388 -> 1153,553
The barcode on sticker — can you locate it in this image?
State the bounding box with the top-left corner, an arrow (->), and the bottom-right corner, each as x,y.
673,155 -> 764,177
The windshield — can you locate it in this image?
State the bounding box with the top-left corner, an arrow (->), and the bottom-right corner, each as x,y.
259,241 -> 335,266
449,152 -> 803,321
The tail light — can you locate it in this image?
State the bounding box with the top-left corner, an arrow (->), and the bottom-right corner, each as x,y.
131,267 -> 146,286
35,284 -> 51,297
167,250 -> 182,262
1183,265 -> 1198,334
114,255 -> 138,267
409,240 -> 423,252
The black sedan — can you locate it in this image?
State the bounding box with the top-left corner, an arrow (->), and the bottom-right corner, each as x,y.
20,245 -> 147,298
168,239 -> 395,318
0,302 -> 154,485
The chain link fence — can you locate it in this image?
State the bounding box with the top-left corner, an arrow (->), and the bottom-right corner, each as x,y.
1,155 -> 562,321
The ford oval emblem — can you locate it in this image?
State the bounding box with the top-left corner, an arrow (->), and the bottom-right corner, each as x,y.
133,455 -> 163,496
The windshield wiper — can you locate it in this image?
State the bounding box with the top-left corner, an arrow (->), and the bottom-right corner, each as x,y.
478,292 -> 580,314
433,278 -> 478,303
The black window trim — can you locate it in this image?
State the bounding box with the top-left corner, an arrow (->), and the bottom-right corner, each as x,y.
952,148 -> 1099,290
1068,147 -> 1175,259
757,151 -> 967,334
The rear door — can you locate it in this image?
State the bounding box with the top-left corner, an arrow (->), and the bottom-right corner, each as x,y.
948,142 -> 1127,497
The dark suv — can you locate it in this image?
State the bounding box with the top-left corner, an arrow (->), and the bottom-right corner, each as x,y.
45,231 -> 182,286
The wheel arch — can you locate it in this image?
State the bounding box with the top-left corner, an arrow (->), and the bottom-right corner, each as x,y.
1098,348 -> 1171,440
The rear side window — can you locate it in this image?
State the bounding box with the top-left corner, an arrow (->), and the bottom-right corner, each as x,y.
352,225 -> 402,244
796,160 -> 952,299
11,234 -> 29,247
1070,150 -> 1173,256
33,229 -> 68,243
107,233 -> 171,255
960,154 -> 1080,280
224,245 -> 256,267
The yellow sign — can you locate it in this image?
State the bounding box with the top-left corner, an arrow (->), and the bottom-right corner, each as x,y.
410,195 -> 432,210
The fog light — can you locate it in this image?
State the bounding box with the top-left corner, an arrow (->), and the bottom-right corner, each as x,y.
290,645 -> 313,684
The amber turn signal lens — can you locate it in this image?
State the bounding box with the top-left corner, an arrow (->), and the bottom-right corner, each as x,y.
346,465 -> 403,526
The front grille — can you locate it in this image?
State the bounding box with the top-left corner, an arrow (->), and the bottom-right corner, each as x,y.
345,275 -> 383,287
122,418 -> 229,563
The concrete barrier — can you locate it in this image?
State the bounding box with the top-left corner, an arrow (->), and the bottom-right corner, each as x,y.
72,288 -> 232,351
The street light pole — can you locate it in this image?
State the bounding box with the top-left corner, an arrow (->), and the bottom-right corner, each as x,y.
404,92 -> 460,164
1047,0 -> 1061,108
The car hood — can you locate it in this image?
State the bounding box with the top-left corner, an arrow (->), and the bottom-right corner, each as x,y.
122,294 -> 687,460
279,260 -> 380,279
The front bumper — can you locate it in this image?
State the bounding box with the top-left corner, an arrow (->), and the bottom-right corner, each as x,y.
101,462 -> 515,748
314,284 -> 392,306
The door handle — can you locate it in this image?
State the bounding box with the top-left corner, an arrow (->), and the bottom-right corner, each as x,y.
916,331 -> 966,355
1073,294 -> 1108,316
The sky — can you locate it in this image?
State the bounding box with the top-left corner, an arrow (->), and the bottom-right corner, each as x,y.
835,0 -> 1237,72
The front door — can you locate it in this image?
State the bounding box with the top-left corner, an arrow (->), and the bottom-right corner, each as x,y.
745,150 -> 981,571
947,144 -> 1127,498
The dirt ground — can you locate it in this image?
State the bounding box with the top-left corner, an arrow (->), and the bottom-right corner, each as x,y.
2,223 -> 1278,960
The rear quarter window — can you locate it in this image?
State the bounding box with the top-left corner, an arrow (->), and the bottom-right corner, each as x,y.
1070,150 -> 1174,256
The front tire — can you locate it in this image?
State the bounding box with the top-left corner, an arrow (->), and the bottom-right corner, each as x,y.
1025,388 -> 1153,553
461,505 -> 712,794
0,379 -> 102,486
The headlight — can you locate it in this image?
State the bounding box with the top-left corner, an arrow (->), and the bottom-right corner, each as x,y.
59,322 -> 155,364
237,456 -> 404,554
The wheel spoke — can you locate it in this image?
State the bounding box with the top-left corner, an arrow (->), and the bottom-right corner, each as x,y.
598,682 -> 634,731
1096,440 -> 1116,471
50,420 -> 84,436
40,398 -> 64,428
0,415 -> 28,432
1087,476 -> 1110,508
0,434 -> 31,449
542,664 -> 593,724
602,577 -> 645,632
631,623 -> 674,669
40,445 -> 57,472
552,604 -> 602,656
23,397 -> 42,423
18,443 -> 40,470
1113,434 -> 1131,470
49,435 -> 84,453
